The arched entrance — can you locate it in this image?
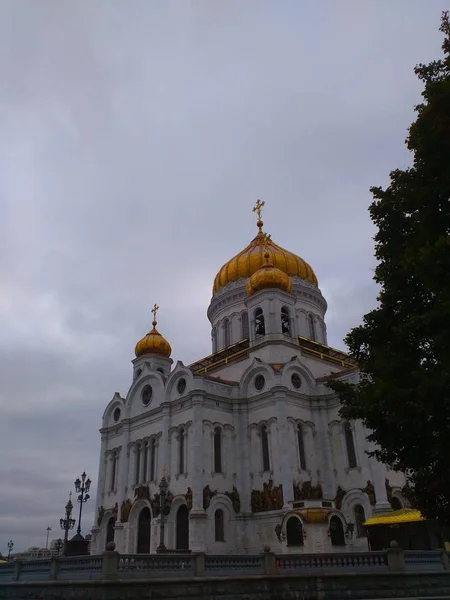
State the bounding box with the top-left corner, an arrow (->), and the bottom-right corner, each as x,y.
329,515 -> 345,546
137,507 -> 151,553
176,504 -> 189,550
106,517 -> 115,548
286,516 -> 304,547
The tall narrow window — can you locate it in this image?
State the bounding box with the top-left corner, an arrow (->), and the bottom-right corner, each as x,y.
344,422 -> 357,469
111,452 -> 117,491
215,509 -> 225,542
354,504 -> 367,538
212,327 -> 217,353
308,314 -> 316,340
281,307 -> 290,335
297,425 -> 306,470
241,311 -> 249,339
261,425 -> 270,472
224,319 -> 231,347
214,427 -> 222,473
142,440 -> 148,482
135,444 -> 141,485
254,308 -> 265,336
150,438 -> 156,481
179,428 -> 185,475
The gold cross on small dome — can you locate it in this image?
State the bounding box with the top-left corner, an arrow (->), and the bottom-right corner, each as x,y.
151,303 -> 159,321
253,199 -> 265,232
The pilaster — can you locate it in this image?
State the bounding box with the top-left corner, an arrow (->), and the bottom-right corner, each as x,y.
117,426 -> 129,508
274,392 -> 293,507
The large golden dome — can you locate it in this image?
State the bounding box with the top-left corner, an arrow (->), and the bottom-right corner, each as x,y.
135,304 -> 172,359
213,203 -> 318,295
246,250 -> 293,296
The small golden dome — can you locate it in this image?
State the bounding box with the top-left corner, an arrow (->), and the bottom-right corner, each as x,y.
246,250 -> 293,296
135,304 -> 172,358
213,209 -> 317,295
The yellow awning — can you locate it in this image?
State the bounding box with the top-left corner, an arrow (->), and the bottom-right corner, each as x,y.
364,508 -> 425,526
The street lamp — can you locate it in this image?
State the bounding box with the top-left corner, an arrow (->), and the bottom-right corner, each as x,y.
55,539 -> 63,556
156,470 -> 169,553
74,471 -> 91,536
46,526 -> 52,550
60,491 -> 76,555
7,540 -> 14,560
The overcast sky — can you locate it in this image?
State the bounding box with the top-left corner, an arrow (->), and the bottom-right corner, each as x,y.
0,0 -> 447,553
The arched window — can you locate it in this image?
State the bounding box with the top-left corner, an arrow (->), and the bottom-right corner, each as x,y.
106,517 -> 115,548
281,307 -> 290,335
214,427 -> 222,473
215,509 -> 225,542
308,314 -> 316,340
297,425 -> 306,470
354,504 -> 367,538
150,438 -> 156,481
212,327 -> 217,353
254,308 -> 265,337
135,444 -> 141,485
179,428 -> 185,475
391,496 -> 402,511
329,516 -> 345,546
142,440 -> 149,482
261,425 -> 270,472
241,311 -> 249,340
286,517 -> 304,546
344,422 -> 357,469
224,319 -> 231,347
110,452 -> 117,491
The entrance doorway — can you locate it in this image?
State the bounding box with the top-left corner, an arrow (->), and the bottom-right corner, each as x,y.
137,507 -> 151,553
176,504 -> 189,550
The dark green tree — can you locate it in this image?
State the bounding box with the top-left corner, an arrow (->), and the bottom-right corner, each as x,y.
329,12 -> 450,526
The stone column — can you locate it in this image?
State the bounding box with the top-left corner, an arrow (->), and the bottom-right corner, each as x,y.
159,405 -> 170,478
128,444 -> 137,491
231,314 -> 241,344
95,436 -> 107,513
369,457 -> 392,513
317,407 -> 336,499
189,394 -> 207,552
118,424 -> 130,505
274,391 -> 293,508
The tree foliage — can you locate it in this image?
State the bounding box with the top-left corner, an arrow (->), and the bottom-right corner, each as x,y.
329,12 -> 450,525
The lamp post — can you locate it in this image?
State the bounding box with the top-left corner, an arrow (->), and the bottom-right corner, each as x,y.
7,540 -> 14,561
45,526 -> 52,550
60,492 -> 76,555
55,539 -> 63,556
156,471 -> 169,553
74,471 -> 91,536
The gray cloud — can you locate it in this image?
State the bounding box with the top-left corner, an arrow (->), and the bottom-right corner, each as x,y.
0,0 -> 447,551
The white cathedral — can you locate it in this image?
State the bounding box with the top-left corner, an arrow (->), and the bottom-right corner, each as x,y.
90,202 -> 407,556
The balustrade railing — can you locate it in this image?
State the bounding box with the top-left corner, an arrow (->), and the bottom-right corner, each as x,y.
277,551 -> 388,572
0,549 -> 448,582
205,555 -> 264,574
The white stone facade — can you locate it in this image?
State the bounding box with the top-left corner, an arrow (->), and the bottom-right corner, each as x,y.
91,275 -> 406,556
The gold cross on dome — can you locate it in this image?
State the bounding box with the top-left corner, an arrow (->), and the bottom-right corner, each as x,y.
151,303 -> 159,323
252,199 -> 265,222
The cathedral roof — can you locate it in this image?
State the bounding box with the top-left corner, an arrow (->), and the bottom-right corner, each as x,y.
212,201 -> 317,295
135,304 -> 172,359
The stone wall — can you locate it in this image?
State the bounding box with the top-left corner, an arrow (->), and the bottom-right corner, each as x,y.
1,571 -> 450,600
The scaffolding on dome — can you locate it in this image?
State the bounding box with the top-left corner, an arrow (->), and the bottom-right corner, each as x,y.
298,336 -> 357,369
189,339 -> 250,374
